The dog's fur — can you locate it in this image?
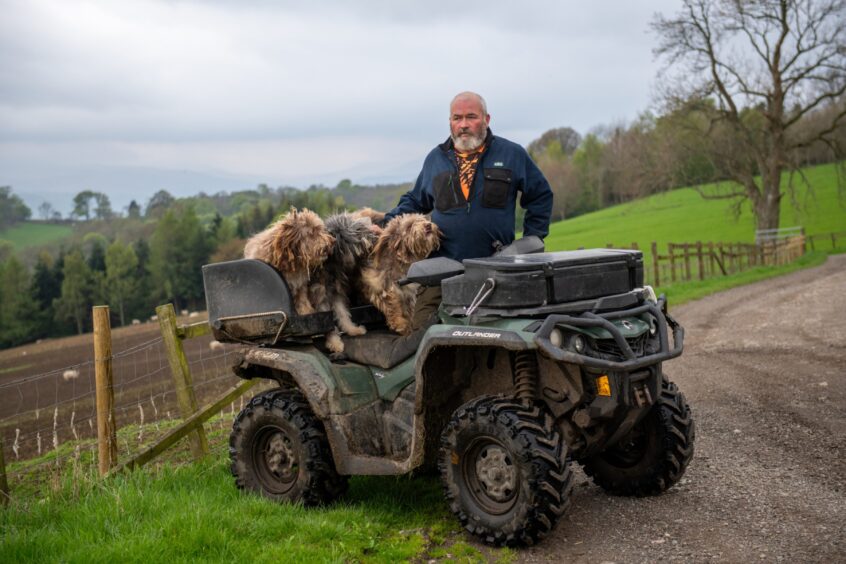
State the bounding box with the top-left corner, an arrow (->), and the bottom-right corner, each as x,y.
351,207 -> 386,226
243,207 -> 335,315
360,214 -> 441,335
309,212 -> 378,353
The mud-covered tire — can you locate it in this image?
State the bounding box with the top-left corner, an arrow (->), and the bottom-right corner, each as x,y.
229,388 -> 347,506
582,376 -> 695,496
438,396 -> 573,547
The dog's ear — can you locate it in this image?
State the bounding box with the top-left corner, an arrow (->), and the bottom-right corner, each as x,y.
371,229 -> 390,258
272,222 -> 296,267
390,220 -> 416,263
371,216 -> 400,258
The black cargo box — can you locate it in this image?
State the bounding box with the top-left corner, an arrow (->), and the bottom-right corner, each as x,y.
441,249 -> 643,309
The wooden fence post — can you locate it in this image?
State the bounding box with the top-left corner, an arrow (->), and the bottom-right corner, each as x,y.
157,304 -> 209,460
708,242 -> 715,276
669,243 -> 677,283
93,306 -> 118,476
683,243 -> 692,281
651,242 -> 660,287
696,241 -> 704,280
0,437 -> 9,506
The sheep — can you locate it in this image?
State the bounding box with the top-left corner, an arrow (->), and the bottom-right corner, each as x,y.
62,369 -> 79,381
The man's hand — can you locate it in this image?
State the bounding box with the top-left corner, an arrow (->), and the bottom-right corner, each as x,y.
369,223 -> 383,235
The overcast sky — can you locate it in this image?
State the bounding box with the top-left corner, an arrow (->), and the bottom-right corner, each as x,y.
0,0 -> 681,215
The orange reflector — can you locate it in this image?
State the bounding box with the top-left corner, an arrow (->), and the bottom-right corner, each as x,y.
596,375 -> 612,397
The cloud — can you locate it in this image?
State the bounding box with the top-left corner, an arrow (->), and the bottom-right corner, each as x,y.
0,0 -> 681,208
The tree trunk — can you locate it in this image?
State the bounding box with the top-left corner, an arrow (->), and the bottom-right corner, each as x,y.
756,161 -> 783,232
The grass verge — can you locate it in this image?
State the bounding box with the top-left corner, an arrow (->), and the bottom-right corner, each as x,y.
657,251 -> 832,308
0,415 -> 502,563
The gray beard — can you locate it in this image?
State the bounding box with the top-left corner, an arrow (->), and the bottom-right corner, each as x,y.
452,130 -> 486,152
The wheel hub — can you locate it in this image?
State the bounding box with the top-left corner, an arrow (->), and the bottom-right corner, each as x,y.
265,431 -> 295,480
474,445 -> 516,501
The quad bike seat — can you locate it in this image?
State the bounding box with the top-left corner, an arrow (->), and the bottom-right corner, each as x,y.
340,313 -> 438,369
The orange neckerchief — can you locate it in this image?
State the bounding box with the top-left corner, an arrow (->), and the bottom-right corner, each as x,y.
455,144 -> 486,200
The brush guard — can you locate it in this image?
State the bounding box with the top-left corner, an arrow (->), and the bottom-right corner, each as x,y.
534,297 -> 684,371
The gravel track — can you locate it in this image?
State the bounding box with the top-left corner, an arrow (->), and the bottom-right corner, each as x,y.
520,254 -> 846,563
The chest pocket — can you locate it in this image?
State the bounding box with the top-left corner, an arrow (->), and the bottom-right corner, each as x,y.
482,168 -> 513,209
433,170 -> 464,212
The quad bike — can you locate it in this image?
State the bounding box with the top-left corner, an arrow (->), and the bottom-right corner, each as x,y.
201,238 -> 695,547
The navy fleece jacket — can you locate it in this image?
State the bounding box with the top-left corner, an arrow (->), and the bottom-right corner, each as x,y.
384,129 -> 553,261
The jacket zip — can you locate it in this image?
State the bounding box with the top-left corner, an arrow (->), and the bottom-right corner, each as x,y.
444,133 -> 495,214
467,138 -> 492,214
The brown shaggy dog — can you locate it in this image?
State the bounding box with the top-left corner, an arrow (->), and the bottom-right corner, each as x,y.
309,212 -> 378,353
360,214 -> 441,335
243,207 -> 335,315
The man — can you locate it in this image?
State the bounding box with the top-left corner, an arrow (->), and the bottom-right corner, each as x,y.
383,91 -> 553,261
382,91 -> 554,328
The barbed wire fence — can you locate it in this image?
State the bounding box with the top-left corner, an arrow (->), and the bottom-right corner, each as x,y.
0,312 -> 266,500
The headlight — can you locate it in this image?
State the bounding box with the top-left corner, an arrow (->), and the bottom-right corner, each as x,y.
550,328 -> 563,348
571,334 -> 586,353
643,285 -> 658,304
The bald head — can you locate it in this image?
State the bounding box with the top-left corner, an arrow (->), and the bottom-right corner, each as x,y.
449,91 -> 490,152
450,91 -> 488,117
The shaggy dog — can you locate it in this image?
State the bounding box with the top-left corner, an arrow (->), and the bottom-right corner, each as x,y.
243,207 -> 335,315
309,212 -> 378,353
360,214 -> 441,335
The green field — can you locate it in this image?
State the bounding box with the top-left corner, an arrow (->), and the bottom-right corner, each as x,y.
544,162 -> 845,253
0,222 -> 73,252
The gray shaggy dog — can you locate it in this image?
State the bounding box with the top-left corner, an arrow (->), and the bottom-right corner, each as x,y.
309,212 -> 378,353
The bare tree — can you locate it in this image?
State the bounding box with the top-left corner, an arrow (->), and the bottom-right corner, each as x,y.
38,201 -> 53,221
652,0 -> 846,231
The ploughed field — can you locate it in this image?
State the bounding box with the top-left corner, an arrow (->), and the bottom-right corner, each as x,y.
0,315 -> 241,461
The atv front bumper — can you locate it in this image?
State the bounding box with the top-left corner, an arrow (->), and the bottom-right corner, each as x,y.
534,298 -> 684,371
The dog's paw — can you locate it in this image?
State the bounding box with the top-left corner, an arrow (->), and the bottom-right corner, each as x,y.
345,324 -> 367,336
326,331 -> 345,354
390,319 -> 411,335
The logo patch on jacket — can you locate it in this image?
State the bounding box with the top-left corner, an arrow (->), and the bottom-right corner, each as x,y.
493,161 -> 504,167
